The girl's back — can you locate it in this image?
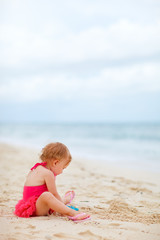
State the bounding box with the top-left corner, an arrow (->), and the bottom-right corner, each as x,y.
24,164 -> 49,187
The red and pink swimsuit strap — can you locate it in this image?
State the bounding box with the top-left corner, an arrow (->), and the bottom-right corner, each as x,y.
30,162 -> 47,170
30,162 -> 57,177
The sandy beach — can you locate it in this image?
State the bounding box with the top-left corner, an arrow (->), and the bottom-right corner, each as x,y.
0,143 -> 160,240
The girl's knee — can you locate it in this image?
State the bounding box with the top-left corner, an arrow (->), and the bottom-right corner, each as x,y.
40,192 -> 53,203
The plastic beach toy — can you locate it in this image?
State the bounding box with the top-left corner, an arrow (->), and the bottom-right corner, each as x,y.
64,191 -> 75,204
67,205 -> 79,211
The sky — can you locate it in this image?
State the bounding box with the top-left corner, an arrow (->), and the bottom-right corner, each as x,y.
0,0 -> 160,123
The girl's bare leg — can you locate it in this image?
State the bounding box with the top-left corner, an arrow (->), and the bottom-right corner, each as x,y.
35,192 -> 89,220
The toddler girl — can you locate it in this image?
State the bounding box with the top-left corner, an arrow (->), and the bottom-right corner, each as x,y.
14,142 -> 90,222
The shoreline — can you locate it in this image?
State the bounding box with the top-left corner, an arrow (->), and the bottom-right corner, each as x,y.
0,142 -> 160,240
1,139 -> 160,174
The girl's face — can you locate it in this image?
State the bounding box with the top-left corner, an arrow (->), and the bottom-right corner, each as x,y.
51,158 -> 70,176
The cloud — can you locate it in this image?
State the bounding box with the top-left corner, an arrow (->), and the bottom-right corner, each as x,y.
1,19 -> 160,68
1,0 -> 160,122
99,62 -> 160,93
0,62 -> 159,103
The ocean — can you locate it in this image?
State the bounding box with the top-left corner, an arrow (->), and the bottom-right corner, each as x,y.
0,122 -> 160,172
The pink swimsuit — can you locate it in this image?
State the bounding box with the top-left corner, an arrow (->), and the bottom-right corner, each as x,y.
14,162 -> 54,218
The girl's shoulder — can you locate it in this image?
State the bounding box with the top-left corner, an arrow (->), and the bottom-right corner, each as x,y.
37,165 -> 53,177
31,165 -> 53,178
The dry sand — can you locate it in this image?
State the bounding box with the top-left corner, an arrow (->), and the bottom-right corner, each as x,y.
0,143 -> 160,240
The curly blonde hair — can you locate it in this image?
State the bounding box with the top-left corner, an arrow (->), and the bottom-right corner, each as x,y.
40,142 -> 72,163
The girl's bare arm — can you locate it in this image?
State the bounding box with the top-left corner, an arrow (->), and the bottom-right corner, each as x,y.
44,171 -> 63,202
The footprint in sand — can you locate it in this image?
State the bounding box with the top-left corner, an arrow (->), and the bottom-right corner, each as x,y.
130,187 -> 152,194
45,236 -> 52,240
26,224 -> 36,229
4,238 -> 17,240
108,223 -> 121,227
53,233 -> 80,240
79,230 -> 109,240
